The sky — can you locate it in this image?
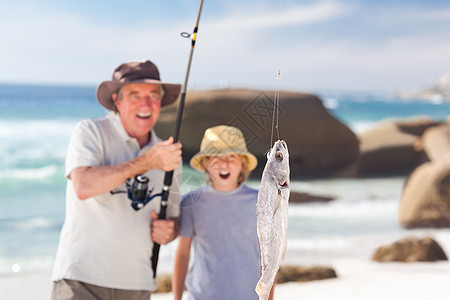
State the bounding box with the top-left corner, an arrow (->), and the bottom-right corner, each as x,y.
1,0 -> 450,93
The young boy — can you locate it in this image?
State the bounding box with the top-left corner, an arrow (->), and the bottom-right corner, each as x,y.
173,125 -> 274,300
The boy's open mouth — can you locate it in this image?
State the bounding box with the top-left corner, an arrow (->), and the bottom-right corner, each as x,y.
219,171 -> 230,179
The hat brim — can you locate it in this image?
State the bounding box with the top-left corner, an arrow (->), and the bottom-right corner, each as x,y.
97,79 -> 181,111
190,149 -> 258,173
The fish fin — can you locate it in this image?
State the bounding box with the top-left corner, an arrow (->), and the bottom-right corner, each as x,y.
273,191 -> 282,217
255,282 -> 270,300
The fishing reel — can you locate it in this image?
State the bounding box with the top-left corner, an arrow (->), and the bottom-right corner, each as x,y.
111,175 -> 162,211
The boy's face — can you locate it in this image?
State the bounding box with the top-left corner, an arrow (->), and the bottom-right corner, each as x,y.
204,154 -> 243,192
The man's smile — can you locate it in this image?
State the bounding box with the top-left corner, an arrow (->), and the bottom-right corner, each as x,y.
137,112 -> 151,119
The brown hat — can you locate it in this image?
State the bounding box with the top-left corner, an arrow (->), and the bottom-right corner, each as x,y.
97,60 -> 181,111
190,125 -> 258,172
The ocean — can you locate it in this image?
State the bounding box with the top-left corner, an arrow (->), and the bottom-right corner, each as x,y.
1,84 -> 449,278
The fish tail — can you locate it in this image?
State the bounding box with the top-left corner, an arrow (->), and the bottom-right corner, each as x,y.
255,281 -> 270,300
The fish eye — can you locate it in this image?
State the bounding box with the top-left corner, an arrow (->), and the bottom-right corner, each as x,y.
275,152 -> 283,162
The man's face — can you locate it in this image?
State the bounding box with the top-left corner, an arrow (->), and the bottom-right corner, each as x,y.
114,83 -> 162,143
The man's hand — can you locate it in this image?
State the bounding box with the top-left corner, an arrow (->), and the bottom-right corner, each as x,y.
143,137 -> 182,172
151,210 -> 180,245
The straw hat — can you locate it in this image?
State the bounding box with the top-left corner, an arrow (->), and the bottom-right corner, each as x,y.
190,125 -> 258,172
97,60 -> 181,111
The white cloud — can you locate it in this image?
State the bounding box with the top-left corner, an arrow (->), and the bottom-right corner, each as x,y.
186,1 -> 450,92
206,0 -> 354,31
1,0 -> 450,93
0,0 -> 354,86
0,6 -> 188,84
267,36 -> 450,91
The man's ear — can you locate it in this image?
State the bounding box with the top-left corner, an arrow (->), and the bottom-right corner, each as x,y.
112,93 -> 120,111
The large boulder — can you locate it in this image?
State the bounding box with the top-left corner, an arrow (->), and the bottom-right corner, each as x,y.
395,118 -> 442,136
357,122 -> 420,175
418,123 -> 450,161
357,118 -> 441,176
372,236 -> 448,262
398,153 -> 450,228
155,89 -> 359,178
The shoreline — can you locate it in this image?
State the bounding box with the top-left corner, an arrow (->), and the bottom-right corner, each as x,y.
4,258 -> 448,300
2,230 -> 449,300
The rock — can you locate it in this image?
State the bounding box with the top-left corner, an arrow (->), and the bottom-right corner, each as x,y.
398,153 -> 450,228
372,236 -> 448,262
419,123 -> 450,161
357,120 -> 425,176
154,274 -> 172,293
289,191 -> 334,204
277,265 -> 337,283
395,118 -> 442,137
155,89 -> 359,178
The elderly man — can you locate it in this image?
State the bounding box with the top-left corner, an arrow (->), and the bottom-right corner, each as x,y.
52,60 -> 182,300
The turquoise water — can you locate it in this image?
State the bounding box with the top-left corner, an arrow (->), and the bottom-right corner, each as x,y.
317,90 -> 450,132
1,84 -> 449,275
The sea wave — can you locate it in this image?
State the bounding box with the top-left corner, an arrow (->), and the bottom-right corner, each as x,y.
0,119 -> 74,167
322,97 -> 339,109
0,165 -> 58,180
290,177 -> 405,201
0,255 -> 56,276
0,215 -> 61,276
285,228 -> 450,260
288,199 -> 399,219
347,120 -> 376,134
0,216 -> 58,231
0,119 -> 76,138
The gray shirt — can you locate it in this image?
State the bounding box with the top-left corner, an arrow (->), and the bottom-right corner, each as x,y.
180,184 -> 260,300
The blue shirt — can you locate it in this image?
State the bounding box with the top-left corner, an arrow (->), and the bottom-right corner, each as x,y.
180,184 -> 260,300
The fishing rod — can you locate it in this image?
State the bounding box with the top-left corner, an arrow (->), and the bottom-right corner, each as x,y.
151,0 -> 205,278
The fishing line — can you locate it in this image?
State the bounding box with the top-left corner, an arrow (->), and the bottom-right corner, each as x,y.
270,69 -> 280,145
270,0 -> 283,146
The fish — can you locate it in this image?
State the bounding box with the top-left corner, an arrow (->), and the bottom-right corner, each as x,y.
255,140 -> 290,300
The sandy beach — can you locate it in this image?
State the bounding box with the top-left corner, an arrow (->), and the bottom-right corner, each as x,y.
2,260 -> 448,300
2,230 -> 449,300
154,248 -> 450,300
